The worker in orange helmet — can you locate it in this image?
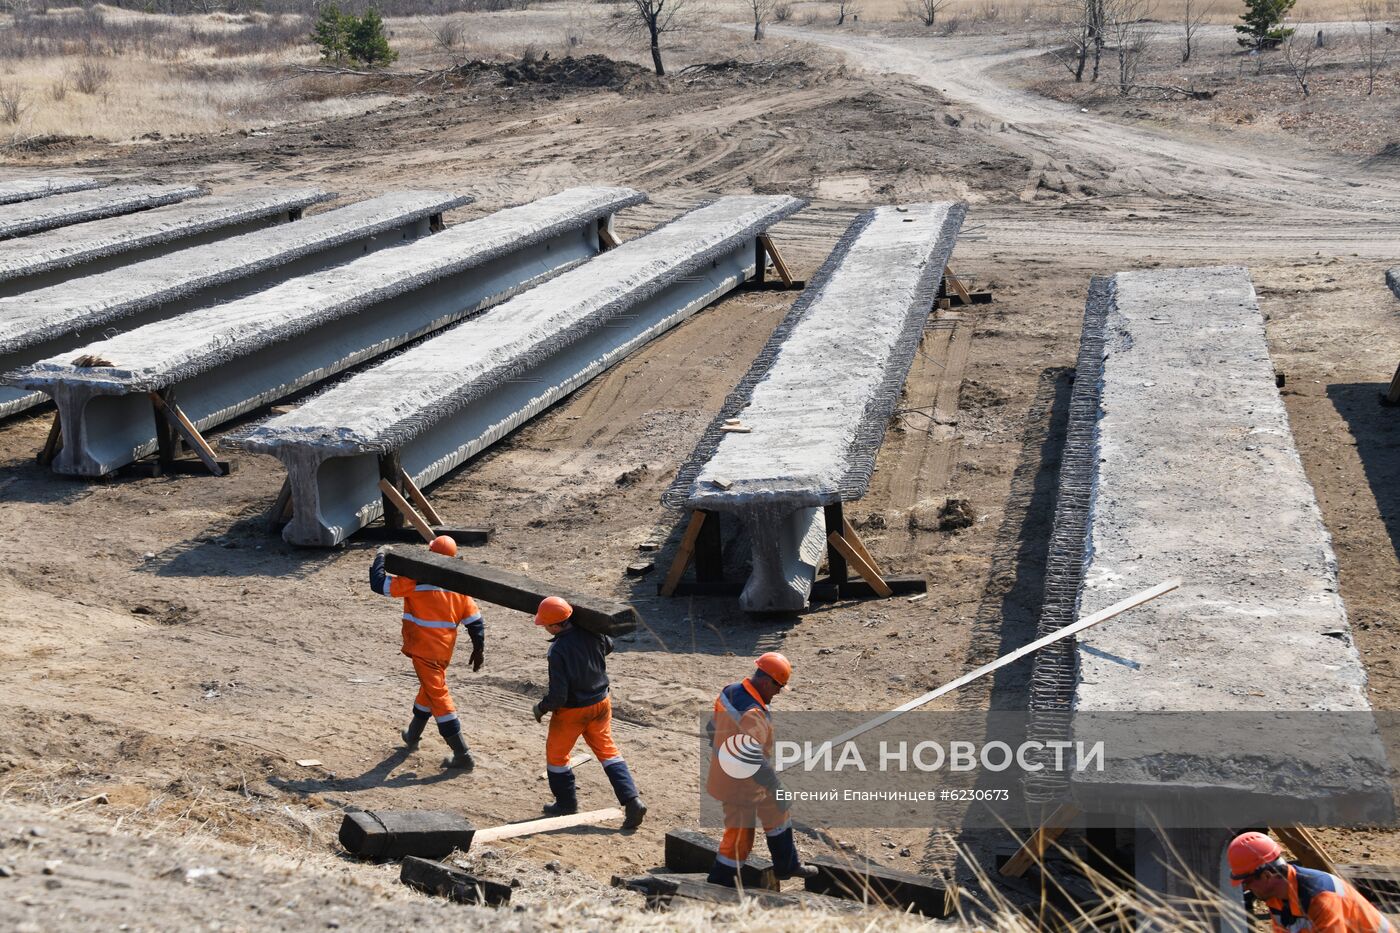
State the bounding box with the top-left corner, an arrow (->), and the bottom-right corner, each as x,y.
1229,831 -> 1390,932
530,596 -> 646,830
705,652 -> 817,887
369,535 -> 484,771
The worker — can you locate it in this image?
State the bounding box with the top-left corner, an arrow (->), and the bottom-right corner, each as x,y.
1229,831 -> 1390,932
705,652 -> 817,887
530,596 -> 646,830
369,536 -> 483,772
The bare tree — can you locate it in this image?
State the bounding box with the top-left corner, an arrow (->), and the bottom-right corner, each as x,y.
1180,0 -> 1211,61
1106,0 -> 1154,95
614,0 -> 688,75
1354,0 -> 1396,94
1279,16 -> 1321,96
835,0 -> 860,25
0,82 -> 25,125
748,0 -> 776,39
904,0 -> 950,26
1054,0 -> 1107,82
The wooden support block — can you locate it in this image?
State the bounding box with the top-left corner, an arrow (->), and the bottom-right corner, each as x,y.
999,803 -> 1082,878
659,510 -> 708,598
472,807 -> 622,845
400,856 -> 512,906
804,853 -> 957,918
123,459 -> 238,479
383,548 -> 639,636
664,829 -> 777,891
378,479 -> 435,544
359,525 -> 492,546
150,391 -> 223,476
826,532 -> 893,598
694,510 -> 724,584
1272,825 -> 1341,877
615,873 -> 864,912
398,469 -> 444,526
823,503 -> 847,584
598,221 -> 621,250
266,479 -> 293,532
338,810 -> 476,861
758,233 -> 795,288
661,580 -> 746,598
753,237 -> 765,285
37,411 -> 62,466
811,574 -> 926,602
378,452 -> 404,530
1386,363 -> 1400,406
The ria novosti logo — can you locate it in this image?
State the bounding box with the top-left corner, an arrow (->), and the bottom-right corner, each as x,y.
717,734 -> 766,779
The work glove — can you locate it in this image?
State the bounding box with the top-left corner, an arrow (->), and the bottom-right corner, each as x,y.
531,701 -> 546,724
469,643 -> 484,673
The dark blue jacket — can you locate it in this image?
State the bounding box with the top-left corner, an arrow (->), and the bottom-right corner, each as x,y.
542,623 -> 612,710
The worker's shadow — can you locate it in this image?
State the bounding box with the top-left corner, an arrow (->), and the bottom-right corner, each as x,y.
269,746 -> 462,796
1327,382 -> 1400,563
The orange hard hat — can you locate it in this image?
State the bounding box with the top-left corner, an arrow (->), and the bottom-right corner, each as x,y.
429,535 -> 458,557
1228,832 -> 1283,885
535,596 -> 573,626
755,652 -> 792,687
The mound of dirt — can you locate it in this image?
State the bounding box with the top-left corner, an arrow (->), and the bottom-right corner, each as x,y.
456,54 -> 657,90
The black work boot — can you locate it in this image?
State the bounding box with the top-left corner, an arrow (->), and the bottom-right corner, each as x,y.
622,796 -> 648,830
442,731 -> 475,771
401,710 -> 428,749
543,768 -> 578,816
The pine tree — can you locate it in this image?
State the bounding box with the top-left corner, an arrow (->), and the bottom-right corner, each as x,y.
347,9 -> 397,68
311,5 -> 350,63
1236,0 -> 1295,48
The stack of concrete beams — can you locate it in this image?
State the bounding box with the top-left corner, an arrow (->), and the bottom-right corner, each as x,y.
13,187 -> 644,477
0,188 -> 332,295
0,184 -> 205,239
1024,267 -> 1390,903
664,202 -> 967,612
0,191 -> 466,420
233,194 -> 806,546
0,176 -> 104,205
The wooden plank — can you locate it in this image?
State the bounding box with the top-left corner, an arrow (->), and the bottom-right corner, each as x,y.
472,807 -> 622,844
804,852 -> 957,918
400,856 -> 511,906
398,469 -> 444,526
37,411 -> 61,466
598,222 -> 621,250
149,391 -> 222,476
826,532 -> 893,598
1272,825 -> 1341,877
664,829 -> 778,891
758,233 -> 795,287
383,547 -> 640,636
378,479 -> 435,544
944,267 -> 972,304
338,810 -> 476,861
660,510 -> 708,598
999,803 -> 1082,878
378,452 -> 404,530
840,517 -> 879,572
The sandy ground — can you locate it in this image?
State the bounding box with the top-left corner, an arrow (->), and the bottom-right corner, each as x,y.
1,17 -> 1399,929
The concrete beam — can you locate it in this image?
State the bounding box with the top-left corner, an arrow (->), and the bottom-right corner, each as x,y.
0,175 -> 104,205
13,187 -> 643,476
666,202 -> 966,612
1387,267 -> 1399,300
0,190 -> 468,420
0,184 -> 204,239
0,188 -> 333,295
235,195 -> 806,547
1033,268 -> 1390,888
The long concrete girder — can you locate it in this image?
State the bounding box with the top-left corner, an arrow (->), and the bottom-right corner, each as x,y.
0,183 -> 205,239
667,202 -> 967,612
0,191 -> 468,420
0,175 -> 104,205
0,188 -> 333,296
1037,268 -> 1389,898
234,194 -> 807,547
15,187 -> 645,478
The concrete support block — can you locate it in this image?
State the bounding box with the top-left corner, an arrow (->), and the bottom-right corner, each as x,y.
667,202 -> 966,611
0,183 -> 204,239
0,190 -> 468,420
0,175 -> 104,205
0,188 -> 333,295
236,195 -> 806,547
14,187 -> 642,476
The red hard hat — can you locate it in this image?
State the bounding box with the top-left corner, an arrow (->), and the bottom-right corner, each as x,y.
755,652 -> 792,687
535,596 -> 573,626
1228,832 -> 1283,885
429,535 -> 457,557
